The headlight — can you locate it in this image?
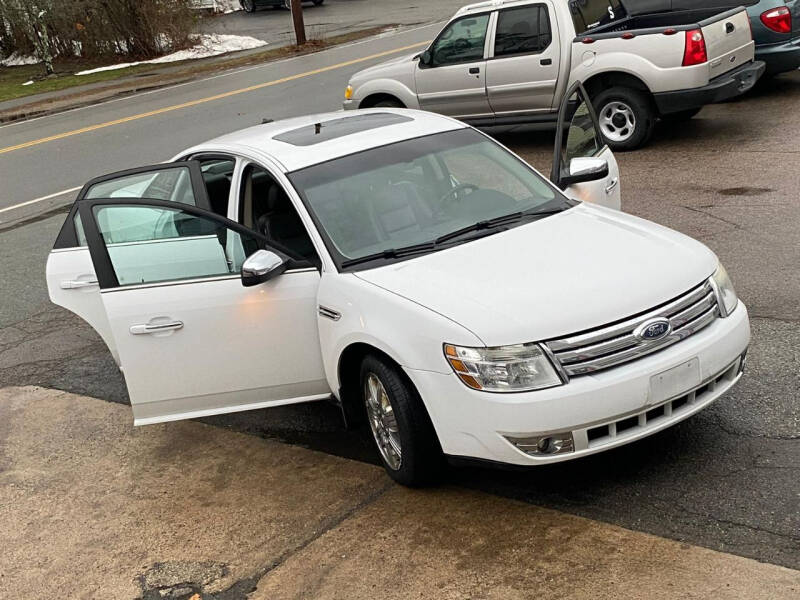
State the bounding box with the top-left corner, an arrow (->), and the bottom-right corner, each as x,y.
344,85 -> 353,100
711,263 -> 738,317
444,343 -> 562,392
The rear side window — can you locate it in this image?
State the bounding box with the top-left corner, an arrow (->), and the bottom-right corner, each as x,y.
494,5 -> 552,57
568,0 -> 627,33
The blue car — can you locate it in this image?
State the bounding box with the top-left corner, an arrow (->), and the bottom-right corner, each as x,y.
624,1 -> 800,74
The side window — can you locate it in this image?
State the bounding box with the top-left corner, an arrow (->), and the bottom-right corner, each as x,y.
93,204 -> 260,287
562,92 -> 602,162
568,0 -> 627,34
238,164 -> 318,264
431,14 -> 490,67
196,157 -> 236,217
494,6 -> 552,58
84,166 -> 197,205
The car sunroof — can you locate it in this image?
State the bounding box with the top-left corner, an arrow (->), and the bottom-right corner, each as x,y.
272,113 -> 413,146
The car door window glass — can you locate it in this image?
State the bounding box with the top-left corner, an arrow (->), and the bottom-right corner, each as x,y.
197,158 -> 235,217
431,14 -> 490,66
562,91 -> 602,163
494,5 -> 552,57
94,204 -> 260,287
239,164 -> 318,263
85,166 -> 196,205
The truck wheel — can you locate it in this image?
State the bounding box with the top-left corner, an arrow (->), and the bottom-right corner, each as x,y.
661,108 -> 701,122
373,98 -> 404,108
360,355 -> 444,486
241,0 -> 256,12
593,87 -> 656,151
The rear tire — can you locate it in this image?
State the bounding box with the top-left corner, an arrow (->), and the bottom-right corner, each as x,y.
661,108 -> 701,122
360,355 -> 444,486
241,0 -> 256,12
592,86 -> 656,151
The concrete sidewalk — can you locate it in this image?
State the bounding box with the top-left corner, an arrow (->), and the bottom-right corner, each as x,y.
1,386 -> 797,599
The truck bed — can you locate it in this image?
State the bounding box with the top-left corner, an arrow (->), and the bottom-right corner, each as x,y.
587,6 -> 745,35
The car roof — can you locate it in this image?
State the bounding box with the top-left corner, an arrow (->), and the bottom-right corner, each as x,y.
455,0 -> 536,16
187,108 -> 467,172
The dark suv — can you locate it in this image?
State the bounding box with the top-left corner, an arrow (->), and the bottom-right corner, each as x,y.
240,0 -> 323,11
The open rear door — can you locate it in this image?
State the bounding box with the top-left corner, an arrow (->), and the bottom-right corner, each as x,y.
46,161 -> 212,365
551,82 -> 621,210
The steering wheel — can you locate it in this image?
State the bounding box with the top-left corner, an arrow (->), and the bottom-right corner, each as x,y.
435,183 -> 479,216
454,38 -> 471,51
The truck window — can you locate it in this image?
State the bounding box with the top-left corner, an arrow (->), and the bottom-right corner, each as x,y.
568,0 -> 627,33
494,5 -> 552,57
430,14 -> 490,67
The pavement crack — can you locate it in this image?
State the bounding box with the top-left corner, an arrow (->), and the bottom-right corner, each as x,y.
203,479 -> 394,599
681,205 -> 749,231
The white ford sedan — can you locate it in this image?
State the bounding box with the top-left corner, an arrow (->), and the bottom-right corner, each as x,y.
47,85 -> 749,485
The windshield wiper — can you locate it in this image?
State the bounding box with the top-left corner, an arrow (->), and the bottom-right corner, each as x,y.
341,242 -> 437,268
434,207 -> 565,246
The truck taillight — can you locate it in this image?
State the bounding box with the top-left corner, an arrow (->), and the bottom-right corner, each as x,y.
761,6 -> 792,33
682,29 -> 708,66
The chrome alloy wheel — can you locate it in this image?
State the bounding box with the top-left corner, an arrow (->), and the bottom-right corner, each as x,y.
364,373 -> 402,471
599,101 -> 636,143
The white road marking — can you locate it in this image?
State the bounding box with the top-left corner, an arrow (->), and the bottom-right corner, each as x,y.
0,186 -> 81,215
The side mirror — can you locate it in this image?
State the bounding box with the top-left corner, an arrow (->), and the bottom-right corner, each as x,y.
241,249 -> 287,287
419,50 -> 432,66
560,157 -> 609,187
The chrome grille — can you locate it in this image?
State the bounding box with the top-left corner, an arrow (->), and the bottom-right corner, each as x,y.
546,281 -> 719,378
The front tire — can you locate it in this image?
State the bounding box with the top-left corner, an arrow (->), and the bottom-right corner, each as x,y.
593,86 -> 656,151
360,355 -> 443,486
241,0 -> 256,12
372,98 -> 404,109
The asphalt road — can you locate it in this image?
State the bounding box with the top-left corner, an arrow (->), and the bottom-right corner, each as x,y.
0,23 -> 798,573
201,0 -> 469,45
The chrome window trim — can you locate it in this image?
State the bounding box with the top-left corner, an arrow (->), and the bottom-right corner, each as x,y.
101,267 -> 318,293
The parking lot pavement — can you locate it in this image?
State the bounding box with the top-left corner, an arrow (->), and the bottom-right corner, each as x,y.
1,386 -> 798,599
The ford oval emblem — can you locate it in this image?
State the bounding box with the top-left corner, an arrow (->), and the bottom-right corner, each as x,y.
634,318 -> 672,342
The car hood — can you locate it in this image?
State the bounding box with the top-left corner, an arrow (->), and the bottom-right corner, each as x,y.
354,204 -> 718,346
350,52 -> 418,83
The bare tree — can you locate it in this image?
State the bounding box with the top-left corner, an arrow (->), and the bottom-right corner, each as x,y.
289,0 -> 306,46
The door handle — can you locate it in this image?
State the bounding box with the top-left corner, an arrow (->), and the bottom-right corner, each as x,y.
540,58 -> 553,66
605,178 -> 619,194
60,279 -> 98,289
468,67 -> 480,74
129,321 -> 184,335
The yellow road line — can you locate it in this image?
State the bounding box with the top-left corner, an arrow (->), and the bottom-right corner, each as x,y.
0,41 -> 428,156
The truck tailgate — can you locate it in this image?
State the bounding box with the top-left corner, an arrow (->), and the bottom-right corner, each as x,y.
700,8 -> 755,79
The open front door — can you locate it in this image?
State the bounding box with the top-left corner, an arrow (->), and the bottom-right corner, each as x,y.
50,191 -> 328,425
550,82 -> 621,210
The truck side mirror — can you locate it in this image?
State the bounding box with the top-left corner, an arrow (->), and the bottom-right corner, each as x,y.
419,50 -> 432,66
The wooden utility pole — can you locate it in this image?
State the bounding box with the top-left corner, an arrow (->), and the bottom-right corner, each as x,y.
290,0 -> 306,46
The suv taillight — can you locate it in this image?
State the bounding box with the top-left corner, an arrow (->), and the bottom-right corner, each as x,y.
682,29 -> 708,66
761,6 -> 792,33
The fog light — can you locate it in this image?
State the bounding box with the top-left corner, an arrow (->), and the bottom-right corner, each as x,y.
504,432 -> 575,456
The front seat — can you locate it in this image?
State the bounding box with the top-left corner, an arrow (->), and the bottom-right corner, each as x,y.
256,184 -> 316,261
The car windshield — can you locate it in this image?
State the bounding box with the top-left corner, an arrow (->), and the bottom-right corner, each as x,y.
288,128 -> 572,269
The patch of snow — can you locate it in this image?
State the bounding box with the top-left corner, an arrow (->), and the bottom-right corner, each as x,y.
75,34 -> 266,76
1,53 -> 41,67
192,0 -> 240,12
22,80 -> 34,86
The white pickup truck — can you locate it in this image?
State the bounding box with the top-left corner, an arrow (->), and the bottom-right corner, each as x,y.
343,0 -> 765,150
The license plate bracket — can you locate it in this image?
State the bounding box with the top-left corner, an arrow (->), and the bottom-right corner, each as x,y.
649,358 -> 701,406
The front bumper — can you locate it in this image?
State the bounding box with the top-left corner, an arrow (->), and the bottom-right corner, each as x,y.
756,37 -> 800,75
654,61 -> 766,114
406,302 -> 750,467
